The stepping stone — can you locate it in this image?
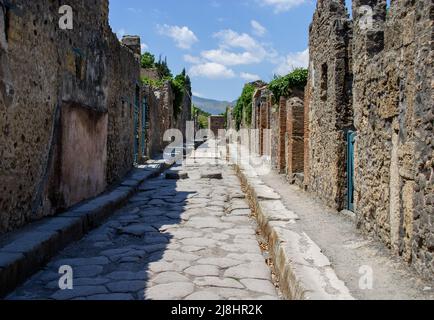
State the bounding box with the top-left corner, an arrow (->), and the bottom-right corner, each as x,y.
166,171 -> 189,180
200,172 -> 223,179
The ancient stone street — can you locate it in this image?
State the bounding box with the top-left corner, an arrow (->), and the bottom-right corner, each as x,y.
7,143 -> 280,300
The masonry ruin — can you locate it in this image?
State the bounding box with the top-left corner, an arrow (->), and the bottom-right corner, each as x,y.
231,0 -> 433,279
0,0 -> 192,235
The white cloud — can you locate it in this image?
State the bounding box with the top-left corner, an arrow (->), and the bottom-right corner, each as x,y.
274,48 -> 309,75
201,49 -> 263,66
259,0 -> 307,13
184,54 -> 203,64
214,29 -> 257,50
158,24 -> 198,49
189,63 -> 236,79
240,72 -> 261,81
251,20 -> 267,37
196,29 -> 276,67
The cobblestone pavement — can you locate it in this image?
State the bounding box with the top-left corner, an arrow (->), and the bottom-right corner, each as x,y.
8,150 -> 280,300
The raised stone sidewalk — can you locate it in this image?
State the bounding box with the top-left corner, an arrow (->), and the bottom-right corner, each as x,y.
0,159 -> 171,298
227,143 -> 434,300
228,143 -> 353,300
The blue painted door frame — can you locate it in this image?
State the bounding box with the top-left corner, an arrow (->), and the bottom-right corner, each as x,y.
347,131 -> 356,212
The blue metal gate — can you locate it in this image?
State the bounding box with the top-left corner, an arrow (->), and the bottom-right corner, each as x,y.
347,131 -> 356,211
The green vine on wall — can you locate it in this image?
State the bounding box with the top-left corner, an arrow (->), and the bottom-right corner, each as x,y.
268,68 -> 308,103
233,83 -> 255,130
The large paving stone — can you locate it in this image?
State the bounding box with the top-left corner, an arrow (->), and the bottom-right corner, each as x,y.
145,282 -> 195,300
74,265 -> 104,278
194,277 -> 244,289
86,293 -> 134,300
117,224 -> 157,237
51,286 -> 109,300
185,265 -> 220,277
107,280 -> 145,293
151,272 -> 190,284
197,257 -> 243,268
240,279 -> 277,296
185,291 -> 221,300
53,257 -> 109,267
148,261 -> 190,273
161,250 -> 200,262
106,271 -> 147,281
181,238 -> 216,247
224,263 -> 271,280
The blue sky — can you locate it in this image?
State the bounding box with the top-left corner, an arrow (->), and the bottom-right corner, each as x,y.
109,0 -> 353,101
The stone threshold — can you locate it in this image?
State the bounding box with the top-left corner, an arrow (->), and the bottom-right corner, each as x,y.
0,159 -> 172,298
228,143 -> 354,300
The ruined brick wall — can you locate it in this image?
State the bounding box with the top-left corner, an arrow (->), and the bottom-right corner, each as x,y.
270,105 -> 279,170
286,96 -> 305,178
0,0 -> 139,233
352,0 -> 434,278
277,97 -> 287,174
307,0 -> 353,210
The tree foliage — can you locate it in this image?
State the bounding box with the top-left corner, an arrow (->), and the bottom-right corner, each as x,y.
140,52 -> 155,69
192,105 -> 210,129
140,53 -> 190,119
233,84 -> 255,130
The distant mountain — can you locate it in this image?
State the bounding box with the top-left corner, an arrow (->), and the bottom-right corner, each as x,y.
192,96 -> 236,115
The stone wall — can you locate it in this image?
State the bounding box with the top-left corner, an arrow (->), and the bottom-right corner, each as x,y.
208,115 -> 225,137
307,0 -> 353,211
351,0 -> 434,278
305,0 -> 433,278
0,0 -> 140,234
142,80 -> 192,158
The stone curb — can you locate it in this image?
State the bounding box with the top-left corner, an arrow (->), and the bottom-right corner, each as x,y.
0,160 -> 172,298
228,144 -> 354,300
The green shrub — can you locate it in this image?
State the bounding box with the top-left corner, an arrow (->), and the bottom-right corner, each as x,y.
141,52 -> 155,69
268,68 -> 308,103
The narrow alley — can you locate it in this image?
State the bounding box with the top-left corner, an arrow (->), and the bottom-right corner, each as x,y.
7,142 -> 280,300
